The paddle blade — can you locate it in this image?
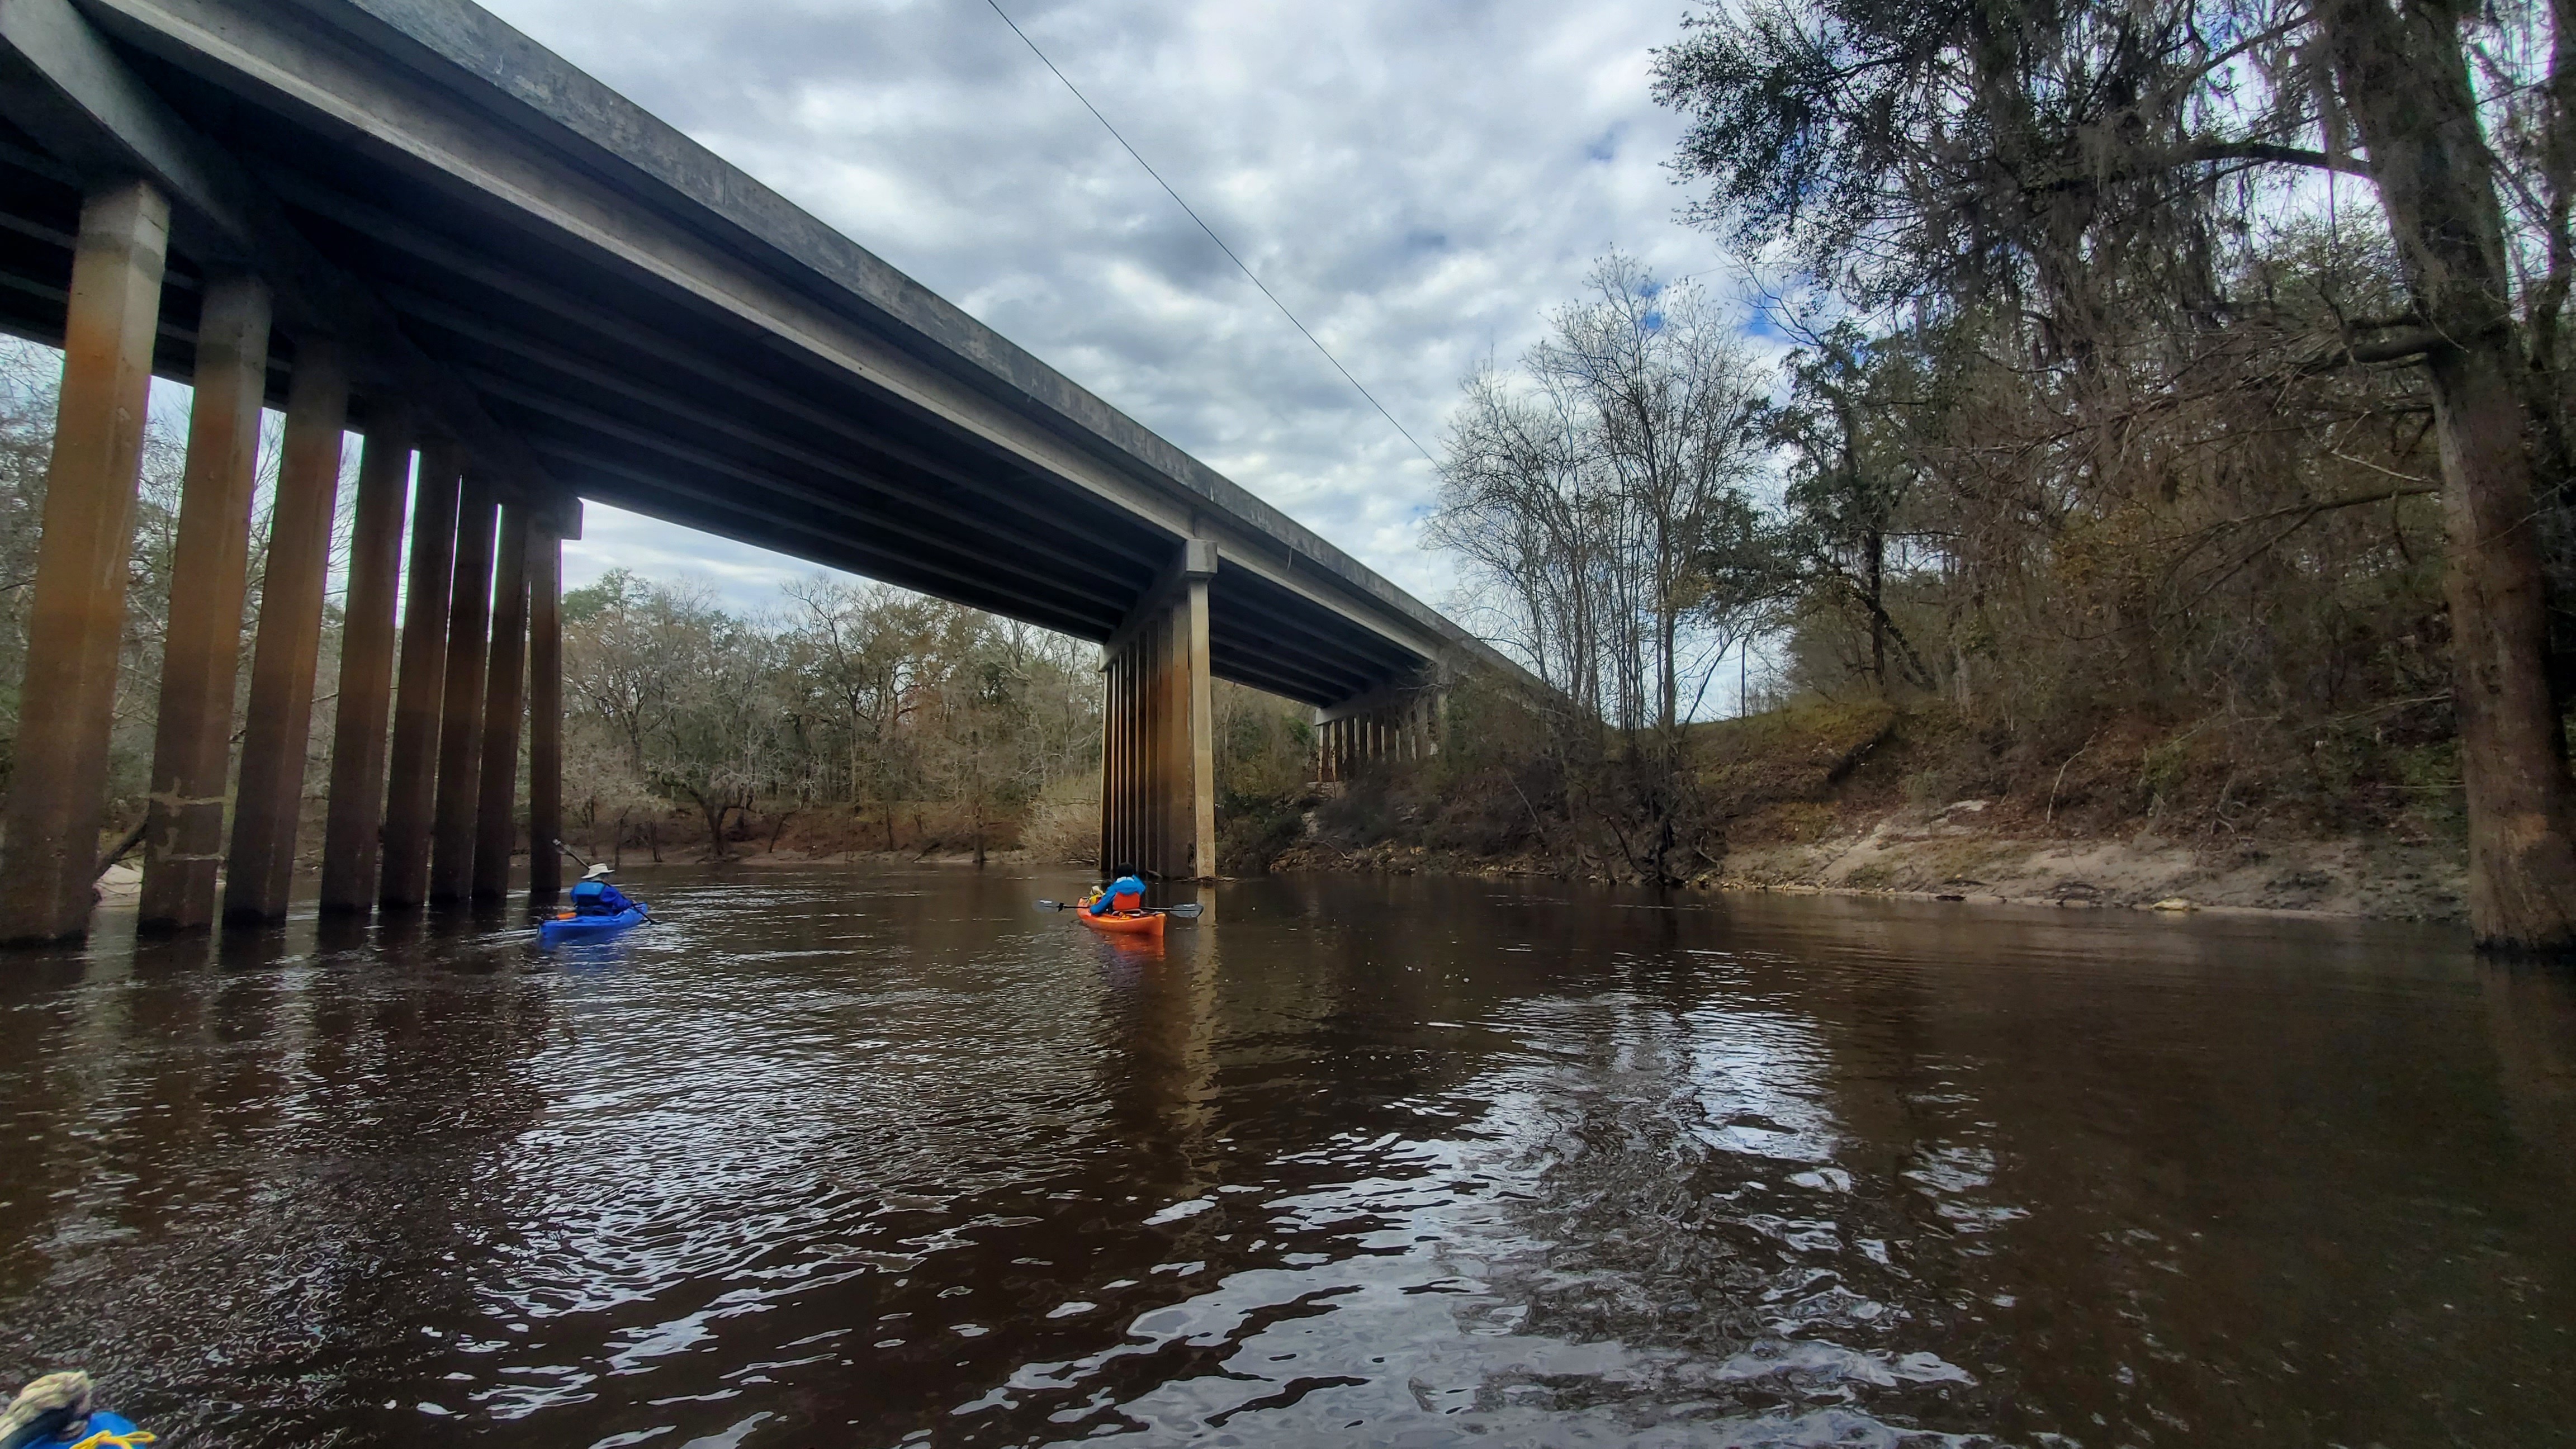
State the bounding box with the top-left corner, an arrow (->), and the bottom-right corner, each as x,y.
1162,903 -> 1204,918
1035,899 -> 1067,911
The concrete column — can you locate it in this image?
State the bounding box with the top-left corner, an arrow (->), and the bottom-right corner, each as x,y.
1100,658 -> 1115,872
0,181 -> 171,944
429,479 -> 496,904
317,416 -> 413,915
1096,542 -> 1218,884
1106,652 -> 1128,874
1142,619 -> 1162,878
1123,651 -> 1138,875
1123,648 -> 1140,874
138,273 -> 270,932
1123,653 -> 1138,872
1152,591 -> 1181,877
472,504 -> 530,901
1156,615 -> 1177,876
1120,643 -> 1138,878
1102,656 -> 1120,874
223,340 -> 350,924
527,518 -> 563,904
378,443 -> 461,907
1182,572 -> 1215,881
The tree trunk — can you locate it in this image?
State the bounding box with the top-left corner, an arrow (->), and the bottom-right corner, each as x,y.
693,790 -> 730,860
1657,532 -> 1679,737
2323,0 -> 2576,950
1865,524 -> 1888,697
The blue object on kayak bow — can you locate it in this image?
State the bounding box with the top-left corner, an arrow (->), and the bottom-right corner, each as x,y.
538,905 -> 648,945
68,1410 -> 151,1448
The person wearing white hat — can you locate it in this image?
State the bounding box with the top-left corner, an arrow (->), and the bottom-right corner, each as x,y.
570,861 -> 640,917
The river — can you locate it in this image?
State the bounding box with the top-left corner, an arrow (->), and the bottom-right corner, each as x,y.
0,866 -> 2563,1446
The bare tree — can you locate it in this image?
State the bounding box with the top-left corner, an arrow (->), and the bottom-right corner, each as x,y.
1429,256 -> 1781,880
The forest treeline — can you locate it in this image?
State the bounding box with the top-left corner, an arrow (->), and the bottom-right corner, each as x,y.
553,570 -> 1102,861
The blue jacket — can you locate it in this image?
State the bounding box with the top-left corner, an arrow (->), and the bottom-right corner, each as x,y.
1090,875 -> 1147,915
571,878 -> 638,916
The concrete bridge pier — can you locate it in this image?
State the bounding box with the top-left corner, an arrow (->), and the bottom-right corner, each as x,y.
0,181 -> 169,944
527,518 -> 565,905
1315,682 -> 1442,785
379,446 -> 463,909
223,338 -> 349,925
1100,540 -> 1218,883
429,480 -> 497,905
318,416 -> 416,915
472,503 -> 532,901
139,273 -> 271,932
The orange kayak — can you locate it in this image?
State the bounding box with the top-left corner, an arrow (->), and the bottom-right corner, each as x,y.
1078,908 -> 1165,939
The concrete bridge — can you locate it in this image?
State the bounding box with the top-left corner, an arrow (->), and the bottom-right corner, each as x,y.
0,0 -> 1496,941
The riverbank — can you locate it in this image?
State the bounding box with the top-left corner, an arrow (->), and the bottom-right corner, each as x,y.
1267,695 -> 2471,924
571,825 -> 2465,924
1271,817 -> 2466,922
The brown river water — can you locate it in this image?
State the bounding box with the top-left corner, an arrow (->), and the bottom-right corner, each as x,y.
0,866 -> 2564,1447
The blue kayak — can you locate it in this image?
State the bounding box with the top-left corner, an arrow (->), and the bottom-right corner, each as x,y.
539,905 -> 649,945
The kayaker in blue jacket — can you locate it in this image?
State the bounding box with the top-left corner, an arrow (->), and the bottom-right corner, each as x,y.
1089,866 -> 1147,916
571,863 -> 641,916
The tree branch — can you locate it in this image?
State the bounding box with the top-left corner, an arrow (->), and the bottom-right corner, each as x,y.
2178,140 -> 2374,178
2302,325 -> 2447,372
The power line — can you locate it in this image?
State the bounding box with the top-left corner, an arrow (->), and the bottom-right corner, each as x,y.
981,0 -> 1439,466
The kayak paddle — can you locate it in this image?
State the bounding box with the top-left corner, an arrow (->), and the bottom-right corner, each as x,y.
1036,899 -> 1204,918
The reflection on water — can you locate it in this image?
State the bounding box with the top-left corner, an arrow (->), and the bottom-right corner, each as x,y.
0,868 -> 2563,1446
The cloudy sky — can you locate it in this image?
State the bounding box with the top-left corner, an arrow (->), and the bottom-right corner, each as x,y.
466,0 -> 1730,615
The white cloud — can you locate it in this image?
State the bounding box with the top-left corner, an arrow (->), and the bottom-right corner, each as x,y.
481,0 -> 1726,619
